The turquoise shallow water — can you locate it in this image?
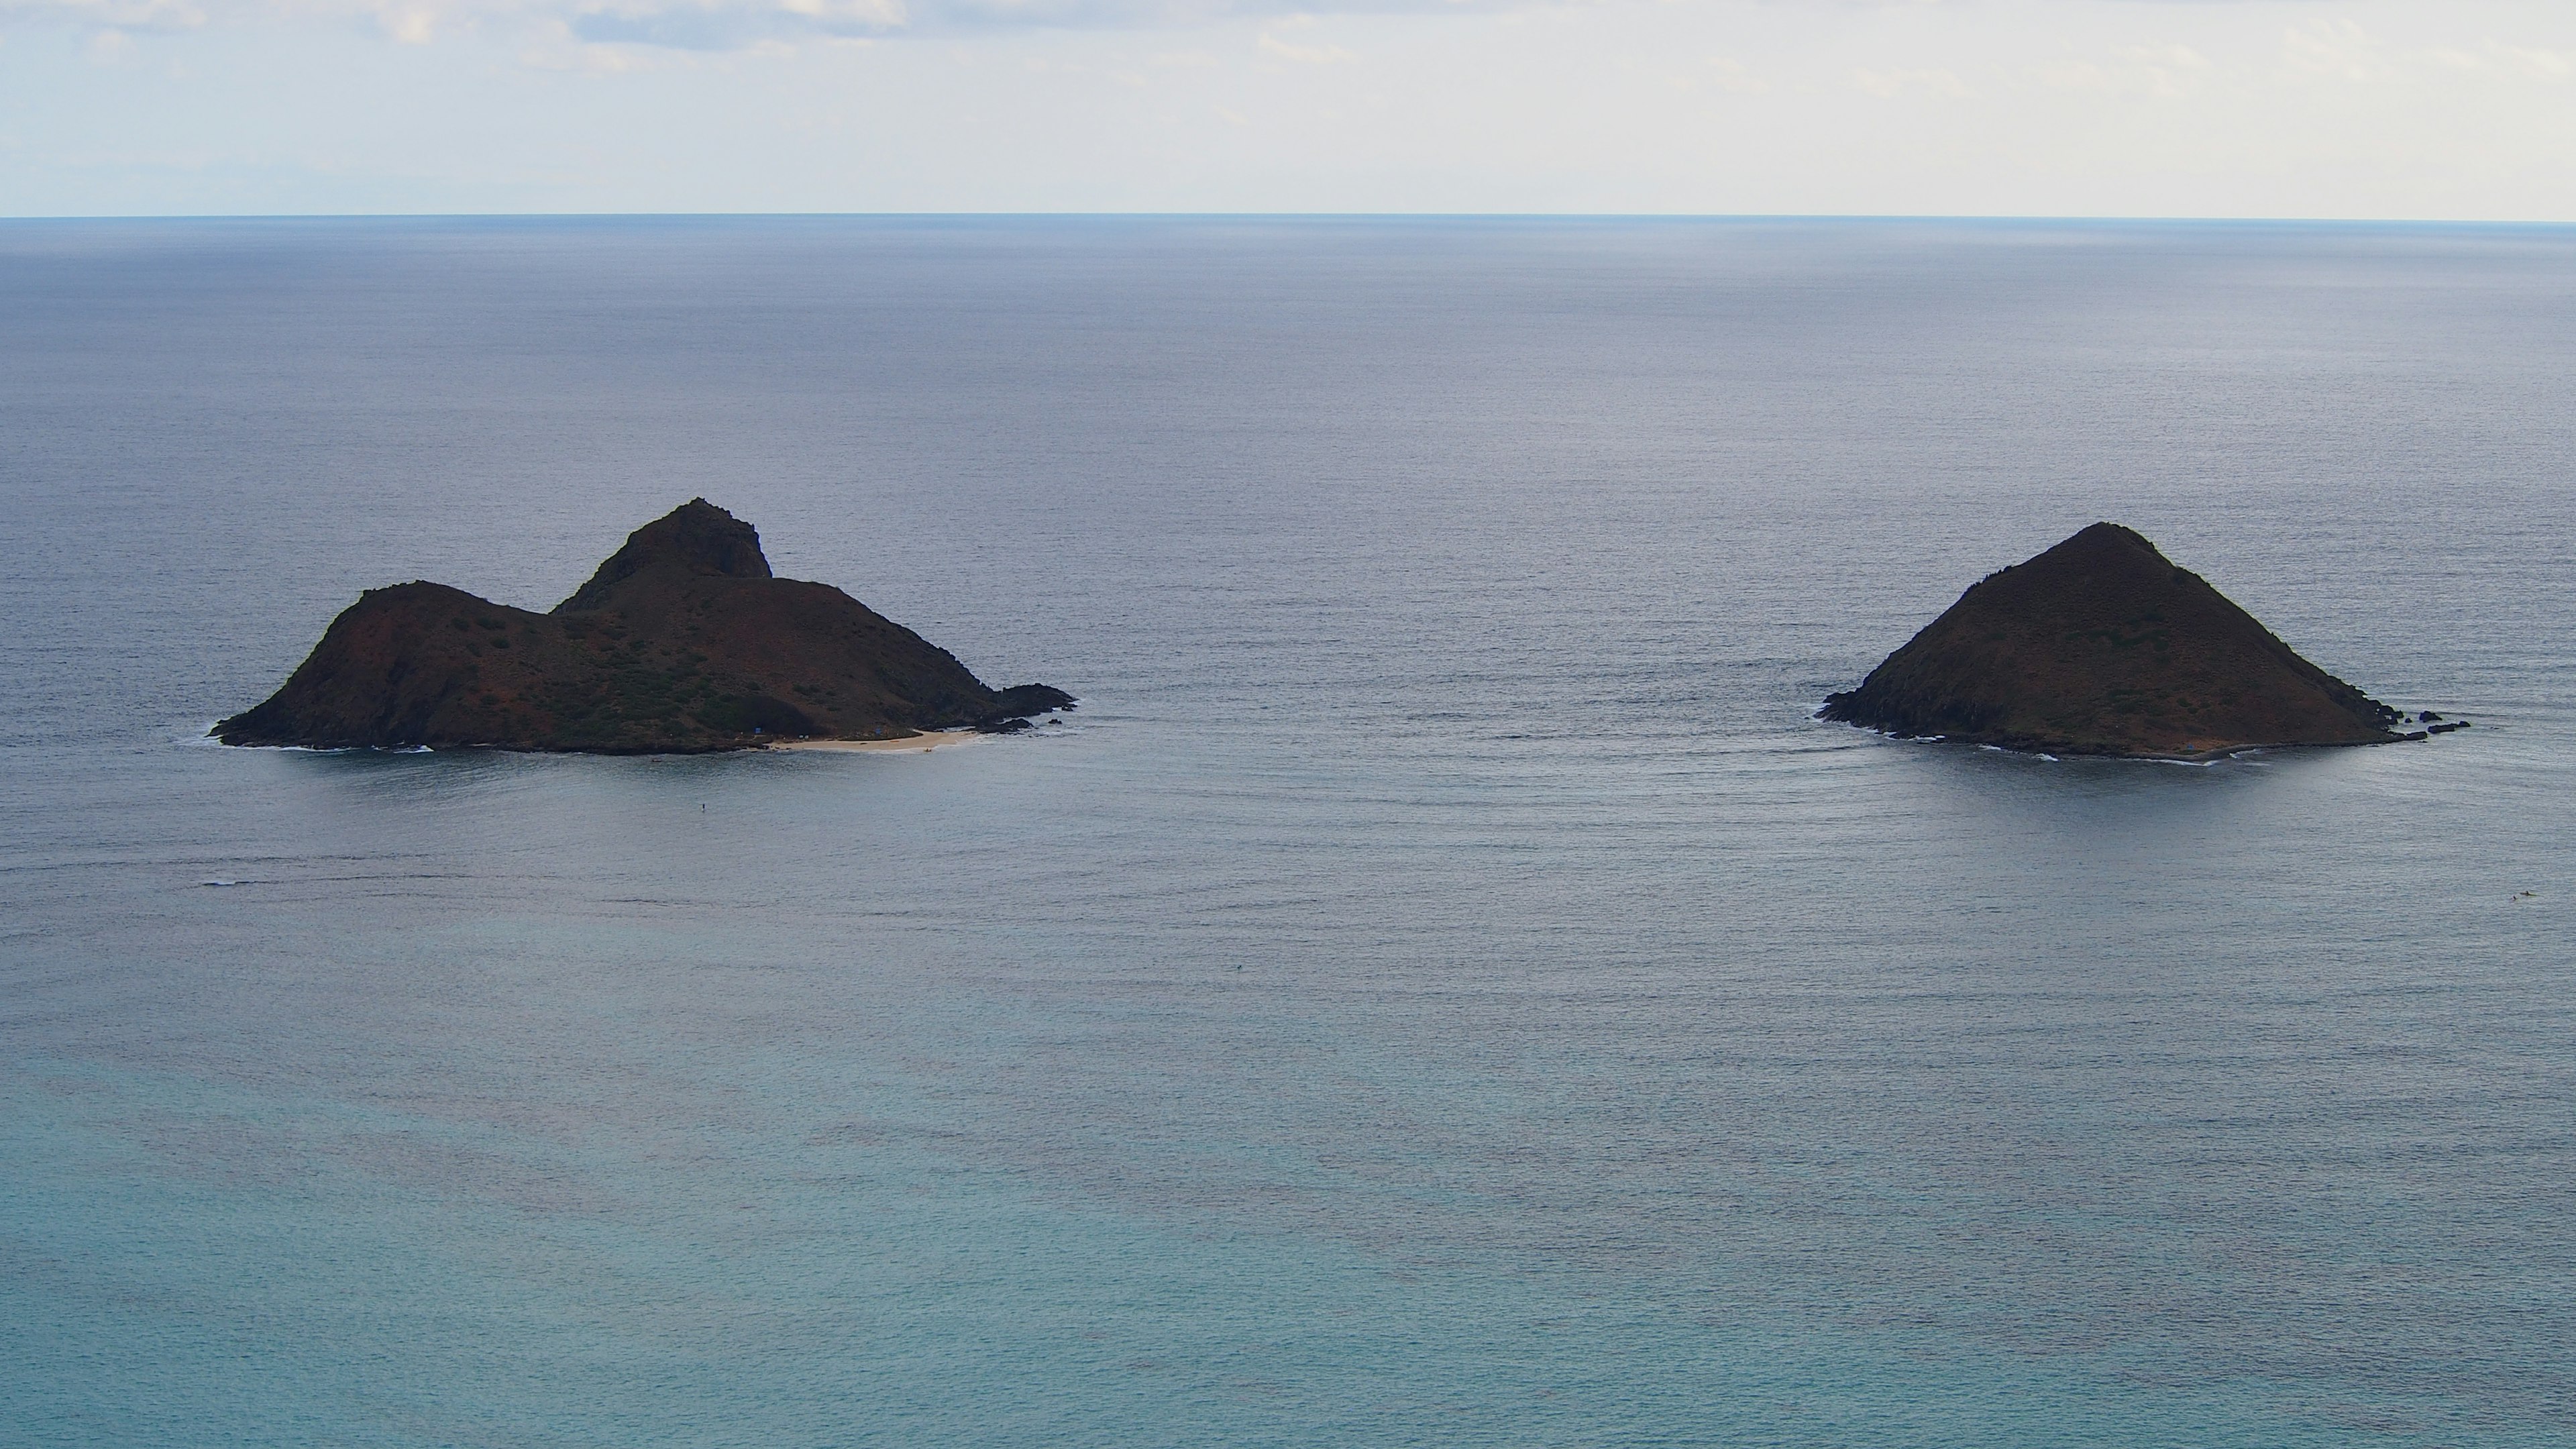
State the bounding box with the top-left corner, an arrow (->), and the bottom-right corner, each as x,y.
3,218 -> 2574,1446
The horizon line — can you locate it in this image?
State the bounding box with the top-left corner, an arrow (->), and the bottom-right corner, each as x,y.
7,211 -> 2576,229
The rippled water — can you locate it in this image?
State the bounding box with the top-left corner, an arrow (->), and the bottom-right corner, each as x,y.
3,218 -> 2573,1446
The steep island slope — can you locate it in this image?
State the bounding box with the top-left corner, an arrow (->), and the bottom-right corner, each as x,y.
1819,523 -> 2426,758
215,500 -> 1071,752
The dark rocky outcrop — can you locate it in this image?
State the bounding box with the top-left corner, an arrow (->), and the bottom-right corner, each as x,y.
215,500 -> 1072,752
1820,523 -> 2412,758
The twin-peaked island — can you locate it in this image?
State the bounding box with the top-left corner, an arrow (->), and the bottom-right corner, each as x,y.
216,500 -> 1069,752
219,504 -> 2449,760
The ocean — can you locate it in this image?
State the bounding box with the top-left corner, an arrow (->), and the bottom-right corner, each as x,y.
2,217 -> 2571,1446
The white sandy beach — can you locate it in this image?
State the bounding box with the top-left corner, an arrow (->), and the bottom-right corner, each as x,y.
773,730 -> 984,755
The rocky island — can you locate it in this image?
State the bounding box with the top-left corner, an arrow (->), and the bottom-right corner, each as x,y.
215,500 -> 1072,752
1819,523 -> 2449,759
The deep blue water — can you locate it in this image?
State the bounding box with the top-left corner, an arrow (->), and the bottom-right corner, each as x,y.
3,217 -> 2573,1446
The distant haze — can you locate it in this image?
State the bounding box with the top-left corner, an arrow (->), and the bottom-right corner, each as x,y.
2,0 -> 2573,217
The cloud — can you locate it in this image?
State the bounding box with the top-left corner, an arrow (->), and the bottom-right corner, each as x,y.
568,0 -> 906,50
2035,42 -> 2208,97
1257,30 -> 1350,62
2426,40 -> 2573,80
0,0 -> 1529,48
1705,55 -> 1768,95
2282,17 -> 2389,83
2498,44 -> 2573,80
381,4 -> 438,39
7,0 -> 205,28
1851,66 -> 1969,100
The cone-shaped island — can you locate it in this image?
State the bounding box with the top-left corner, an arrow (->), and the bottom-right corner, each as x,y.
215,500 -> 1071,753
1819,523 -> 2432,758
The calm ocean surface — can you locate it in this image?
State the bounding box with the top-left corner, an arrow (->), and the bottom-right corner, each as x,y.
3,217 -> 2573,1446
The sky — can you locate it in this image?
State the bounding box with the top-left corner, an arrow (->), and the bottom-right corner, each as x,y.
3,0 -> 2573,217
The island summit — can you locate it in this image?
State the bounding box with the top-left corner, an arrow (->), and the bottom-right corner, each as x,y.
215,500 -> 1071,753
